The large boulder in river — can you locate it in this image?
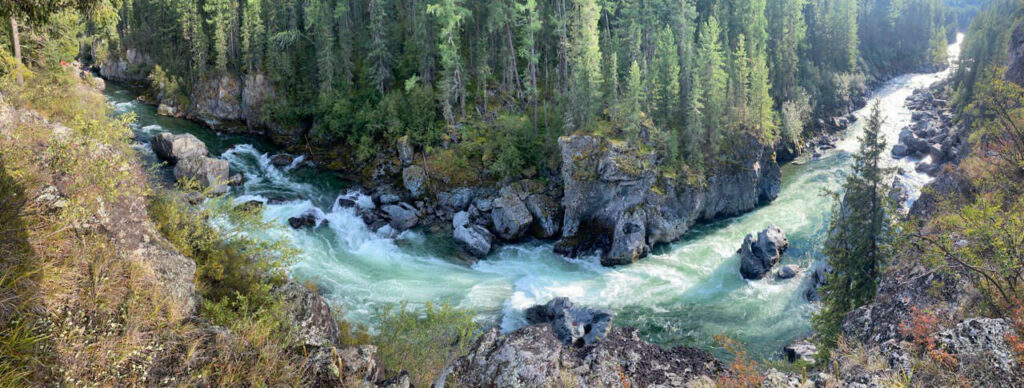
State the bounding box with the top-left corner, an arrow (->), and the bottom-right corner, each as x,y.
556,134 -> 780,266
152,132 -> 208,162
524,297 -> 613,348
402,165 -> 427,198
381,202 -> 419,230
490,187 -> 534,240
452,211 -> 493,258
173,155 -> 229,194
738,225 -> 789,280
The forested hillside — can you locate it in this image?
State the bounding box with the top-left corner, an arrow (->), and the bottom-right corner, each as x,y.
84,0 -> 955,179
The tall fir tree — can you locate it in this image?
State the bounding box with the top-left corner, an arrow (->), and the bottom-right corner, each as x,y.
812,102 -> 894,360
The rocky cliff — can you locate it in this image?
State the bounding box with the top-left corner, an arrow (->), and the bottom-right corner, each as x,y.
1006,20 -> 1024,86
555,134 -> 781,265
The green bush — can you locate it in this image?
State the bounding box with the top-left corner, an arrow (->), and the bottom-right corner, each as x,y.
372,302 -> 479,387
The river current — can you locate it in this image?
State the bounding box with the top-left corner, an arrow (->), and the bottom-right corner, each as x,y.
105,35 -> 961,358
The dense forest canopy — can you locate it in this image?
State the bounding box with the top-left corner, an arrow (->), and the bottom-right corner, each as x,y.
68,0 -> 962,180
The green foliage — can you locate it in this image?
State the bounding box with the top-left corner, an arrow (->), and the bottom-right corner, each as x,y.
373,302 -> 479,387
813,103 -> 895,361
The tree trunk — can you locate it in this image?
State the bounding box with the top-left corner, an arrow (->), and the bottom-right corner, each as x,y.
11,16 -> 23,84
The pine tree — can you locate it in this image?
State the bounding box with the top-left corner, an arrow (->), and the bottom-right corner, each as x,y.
693,16 -> 727,155
649,26 -> 680,128
766,0 -> 806,102
619,60 -> 643,139
812,102 -> 894,361
567,0 -> 603,130
367,0 -> 393,95
241,0 -> 265,73
428,0 -> 469,126
748,51 -> 776,141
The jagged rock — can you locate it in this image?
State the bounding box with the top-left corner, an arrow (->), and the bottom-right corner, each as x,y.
382,202 -> 419,230
402,166 -> 427,198
438,188 -> 474,213
556,134 -> 780,266
738,225 -> 789,280
173,155 -> 229,194
915,161 -> 941,176
777,264 -> 799,279
784,340 -> 818,363
525,194 -> 562,239
278,281 -> 340,347
891,144 -> 908,158
1006,20 -> 1024,85
396,135 -> 414,166
446,325 -> 724,387
524,297 -> 613,348
378,193 -> 401,205
336,197 -> 357,208
304,345 -> 391,387
806,260 -> 833,302
288,210 -> 325,229
270,154 -> 294,167
156,103 -> 179,117
227,174 -> 244,186
152,132 -> 208,163
452,211 -> 493,258
490,187 -> 534,240
935,318 -> 1021,385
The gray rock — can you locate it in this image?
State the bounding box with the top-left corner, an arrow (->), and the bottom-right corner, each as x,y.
382,202 -> 419,230
556,134 -> 780,266
270,154 -> 294,167
156,103 -> 179,117
173,155 -> 229,194
806,260 -> 833,301
524,297 -> 613,348
784,340 -> 817,363
738,225 -> 789,280
452,211 -> 493,258
935,318 -> 1021,385
304,345 -> 388,387
891,144 -> 908,158
278,280 -> 340,347
228,174 -> 244,186
152,132 -> 208,163
396,135 -> 414,166
473,197 -> 493,212
777,264 -> 800,279
490,188 -> 534,240
525,194 -> 562,239
402,165 -> 427,198
288,210 -> 326,229
438,188 -> 474,212
446,325 -> 724,387
379,193 -> 401,205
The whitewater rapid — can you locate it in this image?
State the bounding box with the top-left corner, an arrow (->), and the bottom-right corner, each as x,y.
106,34 -> 962,358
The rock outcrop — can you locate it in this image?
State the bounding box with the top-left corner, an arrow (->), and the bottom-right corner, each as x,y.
738,225 -> 789,280
524,297 -> 613,348
446,325 -> 723,387
278,281 -> 341,347
381,202 -> 419,230
556,134 -> 780,266
936,318 -> 1021,385
1006,20 -> 1024,86
151,132 -> 208,163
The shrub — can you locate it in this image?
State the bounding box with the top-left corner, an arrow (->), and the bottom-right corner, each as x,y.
373,302 -> 479,387
714,334 -> 765,388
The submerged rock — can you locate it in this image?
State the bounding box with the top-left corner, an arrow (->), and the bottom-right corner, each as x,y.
270,154 -> 294,167
173,155 -> 229,194
452,211 -> 493,258
288,210 -> 325,229
738,225 -> 789,280
524,297 -> 613,348
777,264 -> 800,280
152,132 -> 208,163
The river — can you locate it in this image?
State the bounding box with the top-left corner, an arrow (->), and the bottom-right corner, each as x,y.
104,34 -> 961,359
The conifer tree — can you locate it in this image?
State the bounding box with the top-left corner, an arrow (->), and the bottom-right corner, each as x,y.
812,102 -> 894,360
692,16 -> 727,155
